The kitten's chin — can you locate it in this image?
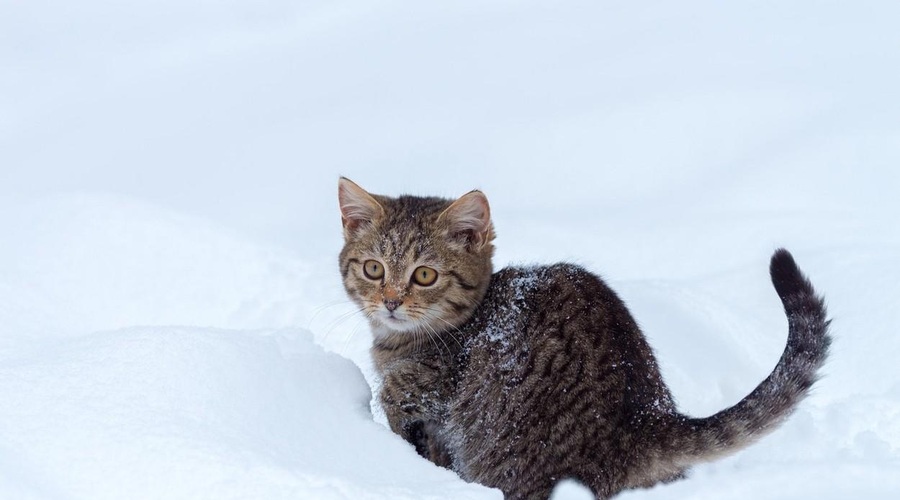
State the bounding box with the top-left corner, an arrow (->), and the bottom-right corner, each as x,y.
370,316 -> 419,336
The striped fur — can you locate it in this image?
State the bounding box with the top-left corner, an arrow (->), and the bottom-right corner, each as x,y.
337,179 -> 831,499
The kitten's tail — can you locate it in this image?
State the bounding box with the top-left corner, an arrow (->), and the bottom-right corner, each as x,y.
664,248 -> 831,468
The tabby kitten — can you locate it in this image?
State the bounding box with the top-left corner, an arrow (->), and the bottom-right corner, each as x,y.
337,177 -> 831,499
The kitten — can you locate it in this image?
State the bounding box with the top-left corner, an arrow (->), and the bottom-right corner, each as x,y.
337,177 -> 831,499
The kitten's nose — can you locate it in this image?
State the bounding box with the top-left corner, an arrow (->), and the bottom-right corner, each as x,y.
383,299 -> 402,312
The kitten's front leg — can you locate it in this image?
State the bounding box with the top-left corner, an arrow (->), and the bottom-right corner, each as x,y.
393,419 -> 453,468
404,420 -> 430,457
379,365 -> 452,467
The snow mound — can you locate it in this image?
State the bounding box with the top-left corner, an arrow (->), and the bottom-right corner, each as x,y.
0,193 -> 315,345
0,326 -> 496,499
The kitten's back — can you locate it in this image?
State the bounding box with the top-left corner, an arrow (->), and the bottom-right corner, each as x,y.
448,251 -> 830,498
449,264 -> 681,498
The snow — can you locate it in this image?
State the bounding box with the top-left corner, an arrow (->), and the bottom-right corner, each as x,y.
2,0 -> 899,498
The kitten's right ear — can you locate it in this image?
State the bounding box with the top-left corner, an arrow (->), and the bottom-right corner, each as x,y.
338,177 -> 384,238
439,190 -> 494,251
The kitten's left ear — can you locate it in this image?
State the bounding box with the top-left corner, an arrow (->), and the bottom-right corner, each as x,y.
439,190 -> 494,251
338,177 -> 384,238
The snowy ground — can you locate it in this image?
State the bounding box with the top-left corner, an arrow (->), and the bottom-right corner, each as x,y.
2,1 -> 899,498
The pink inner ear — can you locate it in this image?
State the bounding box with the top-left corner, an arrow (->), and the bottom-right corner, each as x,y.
338,179 -> 382,229
444,191 -> 492,245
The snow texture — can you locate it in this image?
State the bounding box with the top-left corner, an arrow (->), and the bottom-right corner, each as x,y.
2,1 -> 899,498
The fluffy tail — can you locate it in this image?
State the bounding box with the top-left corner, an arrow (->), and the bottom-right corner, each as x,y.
666,248 -> 831,466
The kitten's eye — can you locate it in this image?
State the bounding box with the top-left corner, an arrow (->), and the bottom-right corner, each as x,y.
363,260 -> 385,280
412,266 -> 438,287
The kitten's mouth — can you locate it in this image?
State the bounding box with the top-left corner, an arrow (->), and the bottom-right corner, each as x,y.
378,311 -> 419,332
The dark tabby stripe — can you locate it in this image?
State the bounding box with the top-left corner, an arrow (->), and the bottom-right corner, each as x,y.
341,258 -> 360,278
448,270 -> 477,291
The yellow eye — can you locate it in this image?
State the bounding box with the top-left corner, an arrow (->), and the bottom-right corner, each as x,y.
412,266 -> 438,286
363,260 -> 384,280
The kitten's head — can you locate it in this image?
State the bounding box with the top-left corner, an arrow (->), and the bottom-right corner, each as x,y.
338,177 -> 494,338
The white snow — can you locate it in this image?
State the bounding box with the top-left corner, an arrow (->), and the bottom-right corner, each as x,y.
2,0 -> 899,498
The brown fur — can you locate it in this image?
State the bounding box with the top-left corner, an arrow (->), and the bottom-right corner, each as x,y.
337,178 -> 831,499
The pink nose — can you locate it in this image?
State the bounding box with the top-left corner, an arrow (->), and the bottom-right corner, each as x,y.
384,299 -> 402,312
